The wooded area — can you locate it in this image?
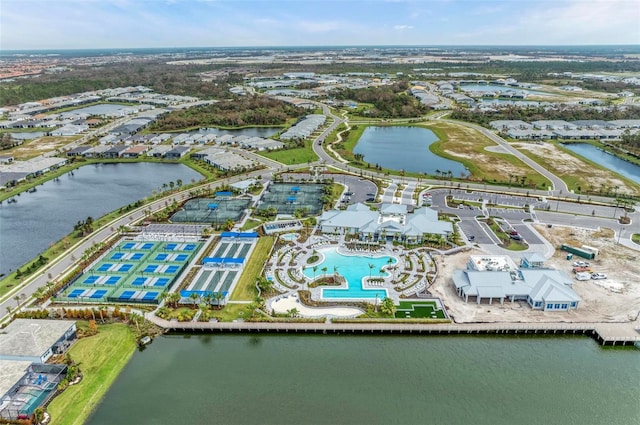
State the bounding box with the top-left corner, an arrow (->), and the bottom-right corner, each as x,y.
149,96 -> 306,130
332,82 -> 429,118
450,105 -> 640,127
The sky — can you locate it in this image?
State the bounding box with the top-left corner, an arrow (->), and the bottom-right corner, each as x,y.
1,0 -> 639,50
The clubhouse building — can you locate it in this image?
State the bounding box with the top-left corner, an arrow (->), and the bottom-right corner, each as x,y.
452,253 -> 580,311
318,203 -> 453,244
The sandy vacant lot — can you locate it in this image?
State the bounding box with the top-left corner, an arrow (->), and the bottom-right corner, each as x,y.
431,225 -> 640,323
515,142 -> 639,196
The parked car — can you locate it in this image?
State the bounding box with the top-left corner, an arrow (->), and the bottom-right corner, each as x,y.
575,272 -> 591,281
510,234 -> 522,241
468,235 -> 475,241
591,273 -> 607,280
573,261 -> 590,267
509,230 -> 519,236
573,266 -> 593,273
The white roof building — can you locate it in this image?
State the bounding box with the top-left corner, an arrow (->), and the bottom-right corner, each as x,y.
0,319 -> 77,363
319,203 -> 453,244
452,255 -> 580,311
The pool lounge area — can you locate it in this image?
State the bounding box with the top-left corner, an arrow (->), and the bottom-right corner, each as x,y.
303,247 -> 393,300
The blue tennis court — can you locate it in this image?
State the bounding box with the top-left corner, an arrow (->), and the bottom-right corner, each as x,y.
97,264 -> 112,272
68,289 -> 84,298
132,277 -> 147,286
165,243 -> 177,250
154,278 -> 170,287
122,242 -> 135,249
144,265 -> 158,273
175,254 -> 188,261
142,243 -> 154,250
119,291 -> 135,300
111,253 -> 124,260
105,276 -> 120,285
117,264 -> 132,272
90,290 -> 107,299
165,265 -> 179,273
155,253 -> 168,261
84,275 -> 99,284
131,253 -> 144,260
142,292 -> 159,301
185,244 -> 196,251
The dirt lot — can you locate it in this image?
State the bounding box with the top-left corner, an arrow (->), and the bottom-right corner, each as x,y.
515,142 -> 640,197
8,136 -> 80,160
431,225 -> 640,323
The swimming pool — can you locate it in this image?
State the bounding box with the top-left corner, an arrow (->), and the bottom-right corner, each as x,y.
303,248 -> 393,300
281,233 -> 299,241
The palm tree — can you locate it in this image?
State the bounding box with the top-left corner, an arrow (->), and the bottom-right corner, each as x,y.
321,266 -> 328,278
312,266 -> 318,282
14,295 -> 20,308
189,292 -> 200,308
214,292 -> 225,309
128,312 -> 142,332
368,263 -> 375,279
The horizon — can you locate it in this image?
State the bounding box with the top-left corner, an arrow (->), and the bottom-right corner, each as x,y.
1,0 -> 639,50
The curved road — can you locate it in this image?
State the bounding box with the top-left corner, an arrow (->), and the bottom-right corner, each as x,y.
2,101 -> 637,322
439,118 -> 568,195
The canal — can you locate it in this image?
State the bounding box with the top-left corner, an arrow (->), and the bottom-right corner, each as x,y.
0,162 -> 202,276
86,334 -> 640,425
563,143 -> 640,185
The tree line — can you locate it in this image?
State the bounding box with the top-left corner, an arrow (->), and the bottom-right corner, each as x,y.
450,105 -> 640,127
149,96 -> 306,130
331,81 -> 429,118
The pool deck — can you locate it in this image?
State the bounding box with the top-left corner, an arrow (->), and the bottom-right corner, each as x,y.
145,314 -> 640,346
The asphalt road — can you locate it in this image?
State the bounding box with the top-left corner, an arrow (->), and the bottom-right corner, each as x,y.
3,101 -> 639,322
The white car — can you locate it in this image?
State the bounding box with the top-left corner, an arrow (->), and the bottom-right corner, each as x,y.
575,272 -> 591,281
591,273 -> 607,280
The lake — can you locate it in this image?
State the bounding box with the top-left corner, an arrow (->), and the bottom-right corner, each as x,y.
563,143 -> 640,185
353,126 -> 467,176
0,162 -> 202,276
86,334 -> 640,425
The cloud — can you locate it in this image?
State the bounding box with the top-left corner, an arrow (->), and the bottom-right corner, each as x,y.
394,25 -> 414,30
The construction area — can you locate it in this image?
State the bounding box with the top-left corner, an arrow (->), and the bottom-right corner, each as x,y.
430,225 -> 640,324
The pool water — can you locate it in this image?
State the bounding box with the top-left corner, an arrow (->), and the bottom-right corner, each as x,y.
303,248 -> 393,299
281,233 -> 299,241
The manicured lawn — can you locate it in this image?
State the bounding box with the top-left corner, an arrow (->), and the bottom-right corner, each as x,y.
632,234 -> 640,245
259,140 -> 318,165
48,323 -> 136,425
241,218 -> 263,231
230,236 -> 274,301
395,301 -> 446,319
212,302 -> 255,322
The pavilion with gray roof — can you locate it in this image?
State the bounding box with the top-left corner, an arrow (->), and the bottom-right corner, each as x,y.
452,255 -> 580,311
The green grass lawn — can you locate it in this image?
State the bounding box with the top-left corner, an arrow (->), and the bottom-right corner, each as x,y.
632,234 -> 640,245
48,323 -> 136,425
212,303 -> 256,322
240,218 -> 263,231
395,301 -> 446,319
230,236 -> 274,301
259,140 -> 318,165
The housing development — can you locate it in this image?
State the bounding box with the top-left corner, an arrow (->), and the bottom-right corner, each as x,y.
0,44 -> 639,423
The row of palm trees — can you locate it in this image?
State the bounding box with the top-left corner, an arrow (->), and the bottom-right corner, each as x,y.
160,290 -> 226,309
